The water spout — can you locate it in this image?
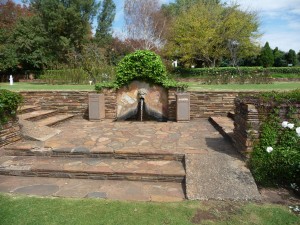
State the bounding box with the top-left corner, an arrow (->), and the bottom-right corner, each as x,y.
140,98 -> 144,121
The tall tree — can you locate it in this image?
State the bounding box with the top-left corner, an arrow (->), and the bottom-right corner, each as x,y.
259,42 -> 274,67
297,50 -> 300,65
164,1 -> 260,67
95,0 -> 116,47
13,15 -> 50,69
28,0 -> 99,63
124,0 -> 167,50
273,47 -> 287,67
162,0 -> 220,17
285,49 -> 297,66
0,0 -> 31,71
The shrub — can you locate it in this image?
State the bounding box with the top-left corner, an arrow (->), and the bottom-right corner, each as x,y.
95,50 -> 188,91
173,67 -> 272,84
116,50 -> 169,87
40,69 -> 89,84
248,90 -> 300,193
0,90 -> 23,126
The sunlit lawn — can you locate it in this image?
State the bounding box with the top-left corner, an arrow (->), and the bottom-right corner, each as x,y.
1,81 -> 300,92
0,193 -> 299,225
0,82 -> 94,91
187,82 -> 300,91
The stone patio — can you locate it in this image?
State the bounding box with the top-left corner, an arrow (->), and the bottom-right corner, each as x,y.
0,118 -> 261,202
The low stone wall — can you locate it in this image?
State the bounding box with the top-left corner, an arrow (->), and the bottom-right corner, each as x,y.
232,99 -> 300,155
20,90 -> 247,120
0,120 -> 21,147
21,91 -> 91,116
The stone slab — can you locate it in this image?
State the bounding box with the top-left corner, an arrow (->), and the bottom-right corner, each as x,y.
0,175 -> 185,202
185,152 -> 261,201
19,119 -> 61,142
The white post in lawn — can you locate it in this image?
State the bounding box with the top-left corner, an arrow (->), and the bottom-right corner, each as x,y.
9,75 -> 13,85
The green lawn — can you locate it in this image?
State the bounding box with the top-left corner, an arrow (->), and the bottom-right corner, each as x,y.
1,81 -> 300,92
0,82 -> 94,91
187,82 -> 300,91
0,193 -> 299,225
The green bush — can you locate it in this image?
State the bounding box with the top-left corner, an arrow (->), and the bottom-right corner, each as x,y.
116,50 -> 169,87
0,90 -> 23,126
248,90 -> 300,192
267,67 -> 300,74
173,67 -> 271,84
40,69 -> 89,84
95,50 -> 188,91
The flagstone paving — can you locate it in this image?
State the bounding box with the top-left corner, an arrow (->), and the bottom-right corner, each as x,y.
0,118 -> 261,201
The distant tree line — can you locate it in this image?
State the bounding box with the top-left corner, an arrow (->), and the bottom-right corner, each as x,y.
0,0 -> 299,77
243,42 -> 299,68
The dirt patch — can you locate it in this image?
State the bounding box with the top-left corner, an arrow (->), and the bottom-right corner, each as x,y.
259,187 -> 300,205
191,201 -> 244,224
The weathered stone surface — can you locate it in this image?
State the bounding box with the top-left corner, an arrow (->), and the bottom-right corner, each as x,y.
85,192 -> 107,199
117,81 -> 168,121
13,184 -> 59,196
0,120 -> 21,148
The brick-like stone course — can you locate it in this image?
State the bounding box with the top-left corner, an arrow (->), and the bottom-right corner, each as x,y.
20,90 -> 246,120
0,120 -> 21,147
20,91 -> 90,117
232,99 -> 300,156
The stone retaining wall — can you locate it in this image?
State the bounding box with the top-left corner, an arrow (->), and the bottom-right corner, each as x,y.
20,90 -> 246,120
0,120 -> 21,148
232,99 -> 300,155
21,91 -> 91,116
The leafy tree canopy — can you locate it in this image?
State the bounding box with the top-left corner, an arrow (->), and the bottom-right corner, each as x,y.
95,0 -> 116,47
163,1 -> 260,67
259,42 -> 274,67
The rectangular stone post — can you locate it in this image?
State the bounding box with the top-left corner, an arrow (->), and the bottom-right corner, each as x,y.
176,93 -> 190,122
88,94 -> 105,120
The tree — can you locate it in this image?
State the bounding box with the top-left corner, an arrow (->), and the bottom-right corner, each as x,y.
162,0 -> 220,17
163,2 -> 260,67
95,0 -> 116,47
124,0 -> 167,50
285,49 -> 297,66
0,0 -> 31,72
13,15 -> 50,69
259,42 -> 274,67
297,50 -> 300,65
28,0 -> 99,63
273,47 -> 287,67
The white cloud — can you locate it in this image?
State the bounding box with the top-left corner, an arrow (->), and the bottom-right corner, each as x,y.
230,0 -> 300,51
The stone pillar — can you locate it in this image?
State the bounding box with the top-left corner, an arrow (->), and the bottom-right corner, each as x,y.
88,94 -> 105,120
176,92 -> 190,122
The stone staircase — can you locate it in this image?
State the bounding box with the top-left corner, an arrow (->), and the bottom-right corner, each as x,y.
1,107 -> 186,200
18,105 -> 74,127
0,141 -> 186,201
1,141 -> 185,183
208,112 -> 235,142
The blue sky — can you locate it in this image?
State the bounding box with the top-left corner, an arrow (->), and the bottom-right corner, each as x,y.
14,0 -> 300,52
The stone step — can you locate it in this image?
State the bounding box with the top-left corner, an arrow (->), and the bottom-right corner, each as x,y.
19,110 -> 58,122
227,111 -> 235,120
37,114 -> 75,127
18,105 -> 40,114
0,175 -> 185,201
0,156 -> 186,183
4,142 -> 185,161
209,116 -> 234,142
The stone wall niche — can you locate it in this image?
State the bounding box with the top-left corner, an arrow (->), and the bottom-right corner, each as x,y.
117,81 -> 168,121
